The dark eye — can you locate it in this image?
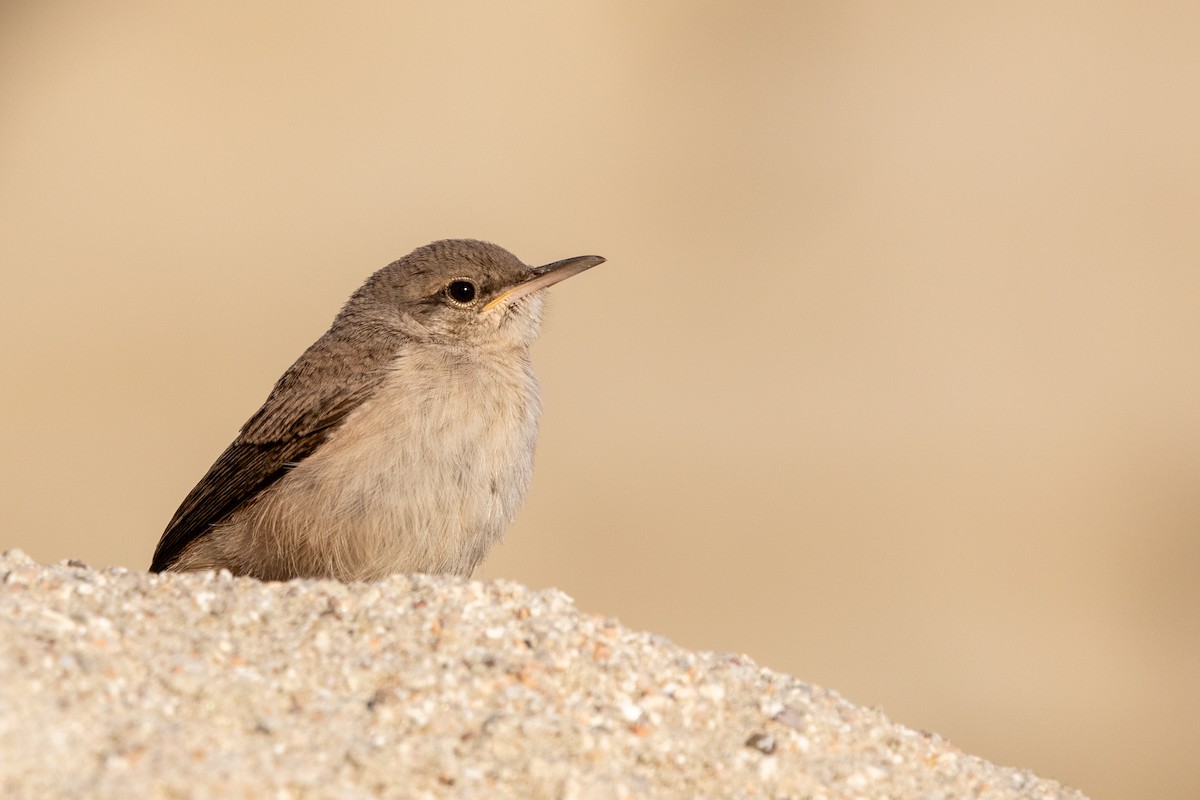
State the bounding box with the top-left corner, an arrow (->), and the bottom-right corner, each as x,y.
446,279 -> 477,305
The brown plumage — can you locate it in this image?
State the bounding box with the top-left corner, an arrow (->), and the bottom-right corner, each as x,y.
152,239 -> 602,581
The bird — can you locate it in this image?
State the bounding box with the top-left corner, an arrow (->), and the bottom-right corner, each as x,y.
150,239 -> 603,581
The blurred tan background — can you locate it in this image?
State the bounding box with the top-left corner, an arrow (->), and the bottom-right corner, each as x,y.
2,3 -> 1198,798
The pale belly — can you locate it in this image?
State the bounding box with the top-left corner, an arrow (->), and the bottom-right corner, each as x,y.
194,351 -> 541,581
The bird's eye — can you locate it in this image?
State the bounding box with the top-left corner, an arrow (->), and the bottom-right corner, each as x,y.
446,279 -> 477,305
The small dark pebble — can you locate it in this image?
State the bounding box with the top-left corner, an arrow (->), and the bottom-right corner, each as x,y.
745,732 -> 777,755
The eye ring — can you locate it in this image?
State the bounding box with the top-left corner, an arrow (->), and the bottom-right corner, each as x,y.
445,279 -> 478,306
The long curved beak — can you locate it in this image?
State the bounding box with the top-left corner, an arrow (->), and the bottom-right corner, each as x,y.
482,254 -> 605,313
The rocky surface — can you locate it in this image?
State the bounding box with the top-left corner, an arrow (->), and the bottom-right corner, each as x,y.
0,550 -> 1087,799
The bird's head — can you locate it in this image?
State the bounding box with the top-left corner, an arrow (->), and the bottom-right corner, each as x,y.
342,239 -> 603,351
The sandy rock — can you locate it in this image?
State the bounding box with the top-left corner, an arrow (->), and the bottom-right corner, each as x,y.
0,550 -> 1086,799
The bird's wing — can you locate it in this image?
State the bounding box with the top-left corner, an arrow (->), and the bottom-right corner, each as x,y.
150,327 -> 400,572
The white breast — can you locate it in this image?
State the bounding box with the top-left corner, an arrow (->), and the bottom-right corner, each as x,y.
227,346 -> 541,580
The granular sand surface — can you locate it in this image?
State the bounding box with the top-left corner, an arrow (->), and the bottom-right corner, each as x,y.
0,550 -> 1087,799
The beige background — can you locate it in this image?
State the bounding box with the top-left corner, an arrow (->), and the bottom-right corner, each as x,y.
2,3 -> 1197,798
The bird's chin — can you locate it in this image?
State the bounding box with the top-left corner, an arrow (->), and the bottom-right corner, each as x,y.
491,295 -> 544,347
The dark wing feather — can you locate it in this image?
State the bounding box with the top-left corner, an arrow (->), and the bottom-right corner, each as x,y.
150,325 -> 401,571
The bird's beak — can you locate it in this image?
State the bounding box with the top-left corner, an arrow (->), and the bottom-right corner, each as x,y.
482,255 -> 605,313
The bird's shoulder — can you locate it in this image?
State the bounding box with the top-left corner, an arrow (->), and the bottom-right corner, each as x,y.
150,323 -> 405,571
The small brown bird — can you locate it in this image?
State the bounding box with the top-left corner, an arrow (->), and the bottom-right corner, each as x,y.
151,239 -> 603,581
